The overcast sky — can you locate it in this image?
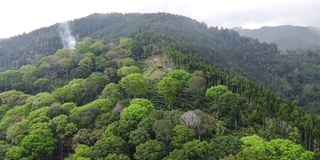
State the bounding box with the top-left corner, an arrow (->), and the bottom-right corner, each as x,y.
1,0 -> 319,38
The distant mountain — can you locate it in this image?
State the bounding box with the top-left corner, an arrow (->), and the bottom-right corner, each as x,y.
235,25 -> 320,51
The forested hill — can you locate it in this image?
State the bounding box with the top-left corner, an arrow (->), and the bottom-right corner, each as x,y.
0,13 -> 320,159
236,25 -> 320,51
1,13 -> 320,114
0,13 -> 278,79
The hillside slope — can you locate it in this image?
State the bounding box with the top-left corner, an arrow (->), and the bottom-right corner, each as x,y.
1,13 -> 320,114
0,36 -> 318,160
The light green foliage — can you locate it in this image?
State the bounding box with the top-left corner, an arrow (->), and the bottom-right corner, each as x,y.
29,122 -> 53,137
118,58 -> 137,67
21,134 -> 57,159
61,102 -> 77,111
171,125 -> 196,148
90,40 -> 108,56
0,90 -> 29,107
166,140 -> 210,159
134,140 -> 167,160
206,85 -> 231,102
157,77 -> 182,109
53,87 -> 76,103
117,66 -> 142,77
118,38 -> 134,57
236,135 -> 314,160
86,98 -> 114,112
76,37 -> 93,54
6,119 -> 29,145
0,90 -> 29,120
105,154 -> 130,160
72,144 -> 92,159
166,70 -> 192,86
120,104 -> 149,122
50,115 -> 78,141
26,92 -> 56,110
27,107 -> 50,124
129,98 -> 155,113
0,105 -> 30,132
120,73 -> 148,98
181,140 -> 210,159
91,135 -> 128,159
53,48 -> 72,59
100,82 -> 121,101
5,146 -> 29,160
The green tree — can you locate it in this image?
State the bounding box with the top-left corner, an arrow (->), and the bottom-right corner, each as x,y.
50,115 -> 78,159
129,127 -> 151,147
210,135 -> 241,159
166,70 -> 192,86
117,66 -> 142,77
21,134 -> 57,159
76,37 -> 93,54
6,119 -> 29,145
120,73 -> 148,98
153,120 -> 174,144
91,135 -> 128,159
4,146 -> 29,160
82,72 -> 110,102
71,144 -> 92,160
90,40 -> 108,56
206,85 -> 231,109
189,75 -> 207,100
33,78 -> 51,92
236,135 -> 314,160
134,140 -> 167,160
100,82 -> 122,101
104,153 -> 130,160
166,140 -> 210,160
157,77 -> 182,109
171,125 -> 196,148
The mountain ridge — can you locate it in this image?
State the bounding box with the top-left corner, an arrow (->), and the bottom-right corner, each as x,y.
235,25 -> 320,51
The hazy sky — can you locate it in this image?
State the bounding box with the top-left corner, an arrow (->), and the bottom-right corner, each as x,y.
1,0 -> 319,38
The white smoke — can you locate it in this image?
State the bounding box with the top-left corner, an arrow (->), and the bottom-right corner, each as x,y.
58,22 -> 76,50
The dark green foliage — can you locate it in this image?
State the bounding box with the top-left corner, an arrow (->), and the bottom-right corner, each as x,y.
134,140 -> 167,160
210,135 -> 241,159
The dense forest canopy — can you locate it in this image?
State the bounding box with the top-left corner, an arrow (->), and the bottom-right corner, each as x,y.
0,12 -> 320,159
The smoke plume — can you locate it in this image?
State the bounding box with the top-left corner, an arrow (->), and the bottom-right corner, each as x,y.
58,22 -> 76,50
